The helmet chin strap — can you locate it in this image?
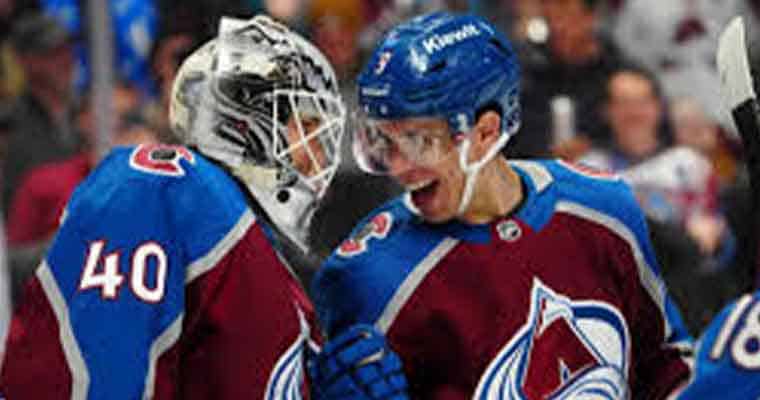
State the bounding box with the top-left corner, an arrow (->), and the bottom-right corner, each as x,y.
455,133 -> 513,216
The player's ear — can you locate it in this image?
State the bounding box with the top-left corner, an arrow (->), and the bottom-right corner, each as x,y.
471,110 -> 501,158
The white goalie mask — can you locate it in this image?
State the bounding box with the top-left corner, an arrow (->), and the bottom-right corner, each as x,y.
170,15 -> 346,250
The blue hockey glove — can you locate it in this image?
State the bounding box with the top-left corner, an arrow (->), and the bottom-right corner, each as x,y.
310,324 -> 409,400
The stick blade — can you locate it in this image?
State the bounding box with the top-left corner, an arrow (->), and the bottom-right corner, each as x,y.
718,16 -> 756,110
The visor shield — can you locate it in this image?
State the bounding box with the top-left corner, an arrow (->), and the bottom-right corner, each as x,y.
353,115 -> 452,175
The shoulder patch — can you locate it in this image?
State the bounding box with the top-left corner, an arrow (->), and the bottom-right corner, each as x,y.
337,212 -> 393,257
129,144 -> 196,177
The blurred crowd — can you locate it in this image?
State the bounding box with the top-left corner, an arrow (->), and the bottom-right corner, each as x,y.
0,0 -> 758,335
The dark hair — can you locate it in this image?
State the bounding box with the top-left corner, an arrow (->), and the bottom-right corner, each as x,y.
604,65 -> 664,103
604,65 -> 674,146
118,107 -> 149,132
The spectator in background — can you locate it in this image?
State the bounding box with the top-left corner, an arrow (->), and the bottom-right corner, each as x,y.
579,68 -> 737,331
309,0 -> 364,84
611,0 -> 753,130
356,0 -> 468,58
514,0 -> 631,158
40,0 -> 159,95
671,96 -> 739,186
5,82 -> 155,300
579,69 -> 726,246
263,0 -> 307,28
154,0 -> 253,37
669,96 -> 748,326
2,12 -> 79,211
145,31 -> 197,142
580,68 -> 667,171
0,0 -> 24,106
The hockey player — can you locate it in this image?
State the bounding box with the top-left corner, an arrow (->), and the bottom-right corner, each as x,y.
0,15 -> 405,399
665,291 -> 760,398
312,12 -> 693,399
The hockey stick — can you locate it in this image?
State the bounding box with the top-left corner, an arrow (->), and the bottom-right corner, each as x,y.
717,16 -> 760,287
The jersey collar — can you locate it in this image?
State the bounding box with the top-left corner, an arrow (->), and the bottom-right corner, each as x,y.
400,160 -> 556,243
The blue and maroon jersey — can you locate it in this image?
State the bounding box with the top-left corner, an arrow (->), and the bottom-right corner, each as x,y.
0,144 -> 318,399
314,159 -> 692,399
670,290 -> 760,399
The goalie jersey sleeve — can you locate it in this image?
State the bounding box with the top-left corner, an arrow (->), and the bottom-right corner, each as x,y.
0,145 -> 317,400
314,159 -> 691,399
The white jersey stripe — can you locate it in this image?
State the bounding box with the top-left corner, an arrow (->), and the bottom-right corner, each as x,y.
508,160 -> 554,192
265,307 -> 310,400
555,201 -> 672,339
375,237 -> 459,333
186,210 -> 256,283
141,209 -> 257,397
142,314 -> 184,400
37,261 -> 90,400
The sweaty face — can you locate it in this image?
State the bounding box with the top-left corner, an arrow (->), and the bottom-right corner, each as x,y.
374,117 -> 465,223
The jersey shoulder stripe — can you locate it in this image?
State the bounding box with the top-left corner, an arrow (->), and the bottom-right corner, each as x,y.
314,198 -> 450,335
37,145 -> 259,398
512,159 -> 690,343
509,159 -> 635,231
63,145 -> 251,266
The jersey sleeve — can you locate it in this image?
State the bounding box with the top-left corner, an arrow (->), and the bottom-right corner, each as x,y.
548,160 -> 693,399
670,293 -> 760,399
312,204 -> 420,337
0,146 -> 317,399
313,256 -> 369,336
600,179 -> 694,399
0,175 -> 189,399
175,219 -> 315,400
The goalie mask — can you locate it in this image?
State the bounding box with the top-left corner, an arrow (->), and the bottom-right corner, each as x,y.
170,15 -> 346,249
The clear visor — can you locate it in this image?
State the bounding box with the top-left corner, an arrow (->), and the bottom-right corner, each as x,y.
353,114 -> 453,175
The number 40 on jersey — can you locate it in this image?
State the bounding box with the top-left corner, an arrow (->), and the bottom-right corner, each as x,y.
78,240 -> 168,303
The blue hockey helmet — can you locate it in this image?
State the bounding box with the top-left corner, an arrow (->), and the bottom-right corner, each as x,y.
357,12 -> 520,139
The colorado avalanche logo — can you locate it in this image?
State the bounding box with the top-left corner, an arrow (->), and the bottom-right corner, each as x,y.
337,212 -> 393,257
265,306 -> 316,400
473,279 -> 630,400
129,144 -> 196,177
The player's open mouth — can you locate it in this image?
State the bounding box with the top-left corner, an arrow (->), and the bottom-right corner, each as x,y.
407,179 -> 435,192
409,179 -> 438,207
